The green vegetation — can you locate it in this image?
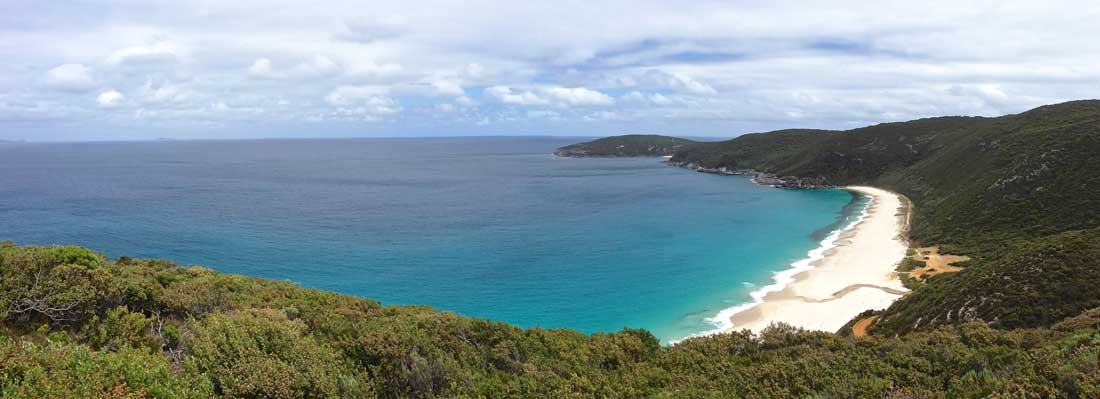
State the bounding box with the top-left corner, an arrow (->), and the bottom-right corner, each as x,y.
896,258 -> 927,289
553,134 -> 696,157
3,100 -> 1099,397
877,228 -> 1100,334
668,100 -> 1100,334
898,258 -> 926,272
3,241 -> 1100,398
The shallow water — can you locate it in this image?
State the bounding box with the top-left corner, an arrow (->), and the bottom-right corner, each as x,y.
0,137 -> 856,342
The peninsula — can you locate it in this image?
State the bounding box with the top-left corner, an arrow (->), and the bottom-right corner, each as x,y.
555,100 -> 1100,338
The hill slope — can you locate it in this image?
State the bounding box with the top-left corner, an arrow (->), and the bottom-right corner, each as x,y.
666,100 -> 1100,334
2,242 -> 1099,397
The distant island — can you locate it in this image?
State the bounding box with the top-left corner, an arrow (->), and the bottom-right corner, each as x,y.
1,100 -> 1097,397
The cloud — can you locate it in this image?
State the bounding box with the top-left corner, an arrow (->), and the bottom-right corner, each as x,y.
4,1 -> 1100,140
621,91 -> 675,105
336,16 -> 405,44
455,95 -> 477,107
429,79 -> 465,96
323,85 -> 401,116
485,86 -> 612,107
248,58 -> 276,78
526,110 -> 561,120
484,86 -> 547,105
291,55 -> 339,78
96,89 -> 124,107
249,55 -> 339,80
640,70 -> 716,94
545,87 -> 614,106
324,85 -> 389,106
139,80 -> 190,104
106,41 -> 181,66
465,63 -> 485,78
649,93 -> 674,105
44,64 -> 95,91
343,60 -> 405,81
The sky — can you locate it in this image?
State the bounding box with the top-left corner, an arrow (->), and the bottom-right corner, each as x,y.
2,0 -> 1099,141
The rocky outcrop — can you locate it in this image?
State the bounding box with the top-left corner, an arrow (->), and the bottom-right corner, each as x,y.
553,147 -> 591,157
665,161 -> 833,189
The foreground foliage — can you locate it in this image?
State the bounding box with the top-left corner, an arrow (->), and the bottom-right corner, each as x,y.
2,242 -> 1099,398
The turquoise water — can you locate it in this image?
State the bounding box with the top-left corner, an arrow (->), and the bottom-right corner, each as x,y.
0,137 -> 857,342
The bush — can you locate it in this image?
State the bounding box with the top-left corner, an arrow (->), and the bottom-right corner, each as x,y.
183,308 -> 368,398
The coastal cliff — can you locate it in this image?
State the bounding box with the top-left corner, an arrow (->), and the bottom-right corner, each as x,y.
665,161 -> 832,188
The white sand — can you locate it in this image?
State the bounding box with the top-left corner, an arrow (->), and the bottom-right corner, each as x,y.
723,186 -> 910,334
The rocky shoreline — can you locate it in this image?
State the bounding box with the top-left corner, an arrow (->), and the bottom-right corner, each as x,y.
552,148 -> 671,158
664,160 -> 832,189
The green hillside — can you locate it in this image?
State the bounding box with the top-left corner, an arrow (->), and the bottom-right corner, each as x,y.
2,243 -> 1099,398
554,134 -> 696,157
666,100 -> 1100,334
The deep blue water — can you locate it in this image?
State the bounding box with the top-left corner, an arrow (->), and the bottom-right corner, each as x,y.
0,137 -> 857,342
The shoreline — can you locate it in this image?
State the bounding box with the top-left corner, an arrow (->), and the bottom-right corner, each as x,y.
673,185 -> 910,342
723,186 -> 910,334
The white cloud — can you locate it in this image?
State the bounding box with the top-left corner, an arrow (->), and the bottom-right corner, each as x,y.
649,93 -> 673,105
324,85 -> 401,116
465,63 -> 485,78
583,110 -> 626,121
545,87 -> 614,106
485,86 -> 547,105
249,56 -> 339,80
291,55 -> 339,78
455,95 -> 477,107
324,85 -> 389,106
248,58 -> 276,78
429,79 -> 465,96
139,80 -> 189,104
526,110 -> 561,120
343,61 -> 405,81
484,86 -> 614,107
336,16 -> 406,43
106,41 -> 181,66
5,1 -> 1100,139
486,86 -> 612,107
96,89 -> 124,107
621,91 -> 676,106
44,64 -> 95,91
640,70 -> 716,94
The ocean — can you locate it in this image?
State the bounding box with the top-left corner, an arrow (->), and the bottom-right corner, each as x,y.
0,137 -> 861,342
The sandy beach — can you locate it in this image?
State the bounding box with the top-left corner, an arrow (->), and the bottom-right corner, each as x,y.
721,186 -> 910,334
